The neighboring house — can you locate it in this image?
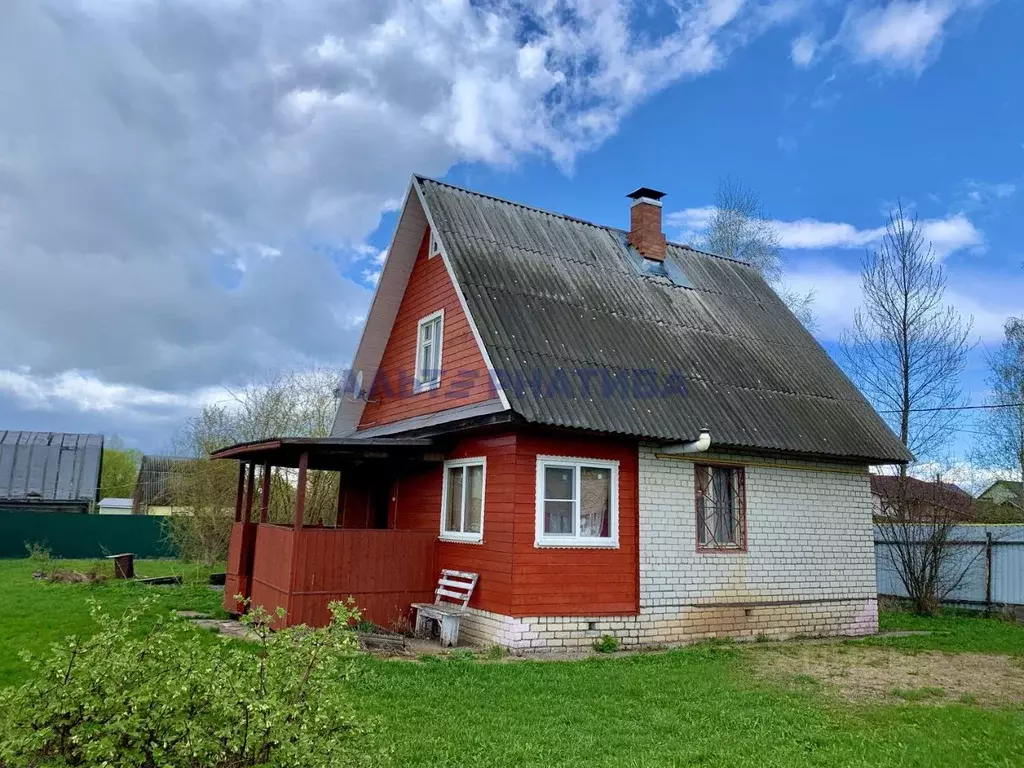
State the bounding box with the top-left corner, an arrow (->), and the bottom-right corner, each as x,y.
870,475 -> 974,521
132,455 -> 188,515
0,431 -> 103,514
216,177 -> 911,651
978,480 -> 1024,510
97,497 -> 133,515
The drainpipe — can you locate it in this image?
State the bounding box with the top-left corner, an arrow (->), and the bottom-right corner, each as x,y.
662,429 -> 711,455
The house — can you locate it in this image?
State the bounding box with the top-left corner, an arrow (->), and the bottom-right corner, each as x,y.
870,475 -> 973,521
97,497 -> 133,515
0,431 -> 103,514
132,455 -> 189,515
978,480 -> 1023,510
215,177 -> 911,650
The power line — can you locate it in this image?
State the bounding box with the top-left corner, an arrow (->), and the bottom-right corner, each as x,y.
879,403 -> 1024,414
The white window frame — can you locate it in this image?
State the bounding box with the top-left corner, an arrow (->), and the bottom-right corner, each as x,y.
440,457 -> 486,543
428,231 -> 442,259
414,309 -> 444,393
535,455 -> 619,548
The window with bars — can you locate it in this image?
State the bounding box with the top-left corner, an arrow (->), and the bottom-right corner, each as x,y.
441,458 -> 485,542
695,464 -> 746,551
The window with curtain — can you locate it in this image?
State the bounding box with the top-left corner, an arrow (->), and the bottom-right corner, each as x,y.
535,457 -> 618,547
695,464 -> 746,551
415,310 -> 443,392
441,458 -> 485,542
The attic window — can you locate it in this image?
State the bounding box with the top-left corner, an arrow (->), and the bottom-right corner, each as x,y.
428,231 -> 442,259
414,310 -> 444,393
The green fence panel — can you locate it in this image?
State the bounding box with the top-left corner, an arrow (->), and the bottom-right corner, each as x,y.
0,511 -> 175,559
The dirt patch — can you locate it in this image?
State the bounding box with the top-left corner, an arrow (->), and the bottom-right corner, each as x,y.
33,568 -> 107,584
754,646 -> 1024,707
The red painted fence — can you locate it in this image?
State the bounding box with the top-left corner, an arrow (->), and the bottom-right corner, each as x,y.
225,524 -> 437,629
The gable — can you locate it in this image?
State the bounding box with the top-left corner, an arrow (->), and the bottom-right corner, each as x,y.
417,177 -> 912,464
356,227 -> 498,430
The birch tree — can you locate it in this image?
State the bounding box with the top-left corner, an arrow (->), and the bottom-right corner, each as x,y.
975,318 -> 1024,510
839,203 -> 973,462
699,176 -> 816,328
841,204 -> 974,615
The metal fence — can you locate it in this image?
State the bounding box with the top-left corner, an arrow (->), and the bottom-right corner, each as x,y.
875,524 -> 1024,608
0,510 -> 174,559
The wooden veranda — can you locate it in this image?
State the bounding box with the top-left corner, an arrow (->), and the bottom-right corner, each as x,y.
213,437 -> 444,628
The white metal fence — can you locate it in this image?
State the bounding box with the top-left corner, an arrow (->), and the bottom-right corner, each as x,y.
875,524 -> 1024,608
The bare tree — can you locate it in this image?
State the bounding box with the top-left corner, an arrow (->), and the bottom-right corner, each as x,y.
840,203 -> 974,462
842,204 -> 975,614
699,176 -> 816,328
166,368 -> 342,563
974,318 -> 1024,510
875,473 -> 979,615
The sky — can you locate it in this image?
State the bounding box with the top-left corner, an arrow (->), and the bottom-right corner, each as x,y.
1,0 -> 1021,482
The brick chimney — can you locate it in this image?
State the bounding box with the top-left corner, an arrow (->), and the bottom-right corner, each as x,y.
626,187 -> 667,262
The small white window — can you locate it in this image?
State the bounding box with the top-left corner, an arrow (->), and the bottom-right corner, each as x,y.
535,456 -> 618,548
429,231 -> 442,259
441,458 -> 485,542
414,310 -> 444,393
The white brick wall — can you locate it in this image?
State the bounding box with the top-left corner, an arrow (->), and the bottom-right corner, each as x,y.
457,444 -> 878,651
638,444 -> 877,609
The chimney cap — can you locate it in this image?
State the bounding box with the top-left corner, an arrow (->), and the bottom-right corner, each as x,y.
626,187 -> 666,201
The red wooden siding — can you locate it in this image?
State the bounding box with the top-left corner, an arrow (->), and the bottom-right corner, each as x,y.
358,229 -> 495,429
249,523 -> 295,622
393,433 -> 517,616
287,528 -> 437,627
241,524 -> 437,629
511,430 -> 640,617
223,521 -> 257,615
393,428 -> 639,618
223,428 -> 641,627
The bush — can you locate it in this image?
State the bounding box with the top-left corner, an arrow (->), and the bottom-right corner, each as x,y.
0,598 -> 380,767
592,634 -> 620,653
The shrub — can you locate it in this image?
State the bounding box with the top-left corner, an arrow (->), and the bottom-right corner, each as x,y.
0,598 -> 380,767
592,634 -> 620,653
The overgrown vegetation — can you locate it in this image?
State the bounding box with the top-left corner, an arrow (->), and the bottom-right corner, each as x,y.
0,598 -> 377,767
166,368 -> 342,564
592,633 -> 620,653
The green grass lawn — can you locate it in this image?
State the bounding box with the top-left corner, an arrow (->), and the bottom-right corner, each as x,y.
1,556 -> 1022,767
0,556 -> 224,686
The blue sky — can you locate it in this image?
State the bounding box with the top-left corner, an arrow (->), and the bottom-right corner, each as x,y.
1,0 -> 1021,482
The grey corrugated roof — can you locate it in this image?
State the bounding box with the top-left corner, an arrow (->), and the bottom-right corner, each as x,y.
0,431 -> 103,503
132,455 -> 188,511
418,177 -> 913,463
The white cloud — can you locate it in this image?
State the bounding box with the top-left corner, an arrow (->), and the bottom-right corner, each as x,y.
962,179 -> 1018,206
784,260 -> 1021,343
841,1 -> 969,73
1,0 -> 808,446
791,34 -> 817,67
668,207 -> 983,258
0,369 -> 221,419
774,220 -> 887,249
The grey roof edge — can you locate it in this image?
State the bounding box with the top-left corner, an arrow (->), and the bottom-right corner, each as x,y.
414,175 -> 751,269
351,399 -> 508,439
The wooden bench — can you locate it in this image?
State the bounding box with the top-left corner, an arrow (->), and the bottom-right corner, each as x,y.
412,570 -> 479,647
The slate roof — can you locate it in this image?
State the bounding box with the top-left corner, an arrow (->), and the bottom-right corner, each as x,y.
132,455 -> 188,512
418,177 -> 912,463
0,431 -> 103,505
870,475 -> 972,517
